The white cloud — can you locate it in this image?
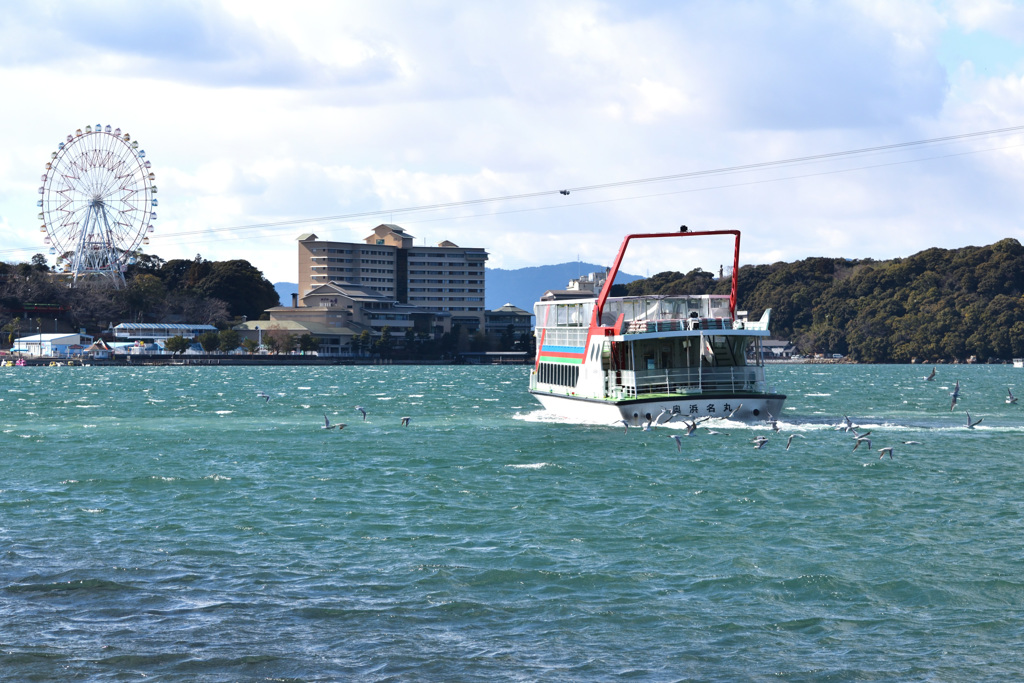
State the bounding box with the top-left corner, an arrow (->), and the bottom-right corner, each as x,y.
1,0 -> 1024,289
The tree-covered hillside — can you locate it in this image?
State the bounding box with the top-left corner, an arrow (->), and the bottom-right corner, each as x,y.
0,253 -> 279,337
614,238 -> 1024,363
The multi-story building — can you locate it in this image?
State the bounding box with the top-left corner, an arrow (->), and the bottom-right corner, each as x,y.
297,224 -> 488,333
485,304 -> 534,345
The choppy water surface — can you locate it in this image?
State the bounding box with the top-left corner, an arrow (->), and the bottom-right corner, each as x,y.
2,363 -> 1024,680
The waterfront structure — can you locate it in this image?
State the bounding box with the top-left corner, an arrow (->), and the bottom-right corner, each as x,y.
485,303 -> 534,345
297,225 -> 488,333
112,323 -> 218,342
233,319 -> 360,356
12,333 -> 86,356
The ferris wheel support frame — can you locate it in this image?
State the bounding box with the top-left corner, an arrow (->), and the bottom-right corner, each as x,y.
37,124 -> 156,289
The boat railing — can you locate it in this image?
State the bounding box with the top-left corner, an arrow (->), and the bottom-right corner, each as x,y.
613,366 -> 766,398
624,317 -> 734,334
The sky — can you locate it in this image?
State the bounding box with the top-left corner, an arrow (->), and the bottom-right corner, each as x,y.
3,0 -> 1024,285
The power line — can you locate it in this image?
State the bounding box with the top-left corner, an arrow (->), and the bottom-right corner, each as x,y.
4,123 -> 1024,257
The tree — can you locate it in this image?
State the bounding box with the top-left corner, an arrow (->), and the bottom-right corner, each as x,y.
189,259 -> 280,321
499,323 -> 515,351
197,331 -> 220,353
241,338 -> 259,354
218,329 -> 241,353
263,333 -> 281,354
374,326 -> 393,357
1,317 -> 22,348
165,335 -> 191,356
298,333 -> 320,353
120,274 -> 167,321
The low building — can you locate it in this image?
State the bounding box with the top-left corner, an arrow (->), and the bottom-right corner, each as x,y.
234,319 -> 371,356
762,339 -> 797,359
251,280 -> 445,354
13,333 -> 86,356
112,323 -> 219,342
485,303 -> 534,342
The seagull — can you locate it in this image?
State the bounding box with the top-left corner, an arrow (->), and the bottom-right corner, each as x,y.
1007,388 -> 1018,405
785,434 -> 805,450
925,367 -> 936,381
837,415 -> 855,432
765,411 -> 780,433
256,392 -> 270,403
685,419 -> 699,436
725,404 -> 743,419
852,429 -> 872,440
321,413 -> 337,430
752,436 -> 769,450
878,446 -> 894,460
902,440 -> 922,445
400,416 -> 411,426
613,419 -> 630,434
654,408 -> 674,426
355,405 -> 367,420
950,381 -> 960,411
852,436 -> 872,452
669,434 -> 683,452
966,412 -> 982,429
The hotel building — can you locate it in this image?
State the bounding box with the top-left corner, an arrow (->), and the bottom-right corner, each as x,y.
297,224 -> 488,333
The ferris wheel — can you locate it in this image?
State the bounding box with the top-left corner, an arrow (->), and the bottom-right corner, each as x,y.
37,124 -> 156,285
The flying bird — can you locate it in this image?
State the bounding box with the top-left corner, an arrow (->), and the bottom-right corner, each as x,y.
725,404 -> 744,419
950,381 -> 960,411
613,419 -> 630,434
765,411 -> 780,433
256,391 -> 271,402
669,434 -> 683,452
878,446 -> 894,460
400,416 -> 411,426
837,415 -> 855,432
322,413 -> 337,430
966,412 -> 982,429
925,367 -> 936,381
786,434 -> 805,451
355,405 -> 367,420
1007,388 -> 1018,405
852,436 -> 872,452
752,436 -> 769,450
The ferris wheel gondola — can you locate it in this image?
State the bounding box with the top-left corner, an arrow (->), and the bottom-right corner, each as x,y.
37,124 -> 155,286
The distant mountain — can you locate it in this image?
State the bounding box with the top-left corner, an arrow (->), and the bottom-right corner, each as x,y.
486,262 -> 641,312
274,282 -> 297,307
274,264 -> 640,315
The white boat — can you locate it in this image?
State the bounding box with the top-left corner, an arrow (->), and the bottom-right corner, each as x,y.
1014,358 -> 1023,368
529,229 -> 786,423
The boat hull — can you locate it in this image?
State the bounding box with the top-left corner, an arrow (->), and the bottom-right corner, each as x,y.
530,390 -> 787,424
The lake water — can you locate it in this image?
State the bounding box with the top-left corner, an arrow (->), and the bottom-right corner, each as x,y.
2,363 -> 1023,681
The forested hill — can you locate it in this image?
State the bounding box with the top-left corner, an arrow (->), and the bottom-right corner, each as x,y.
613,238 -> 1024,363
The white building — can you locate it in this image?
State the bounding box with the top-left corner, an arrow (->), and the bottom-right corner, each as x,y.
13,333 -> 86,357
112,323 -> 219,341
